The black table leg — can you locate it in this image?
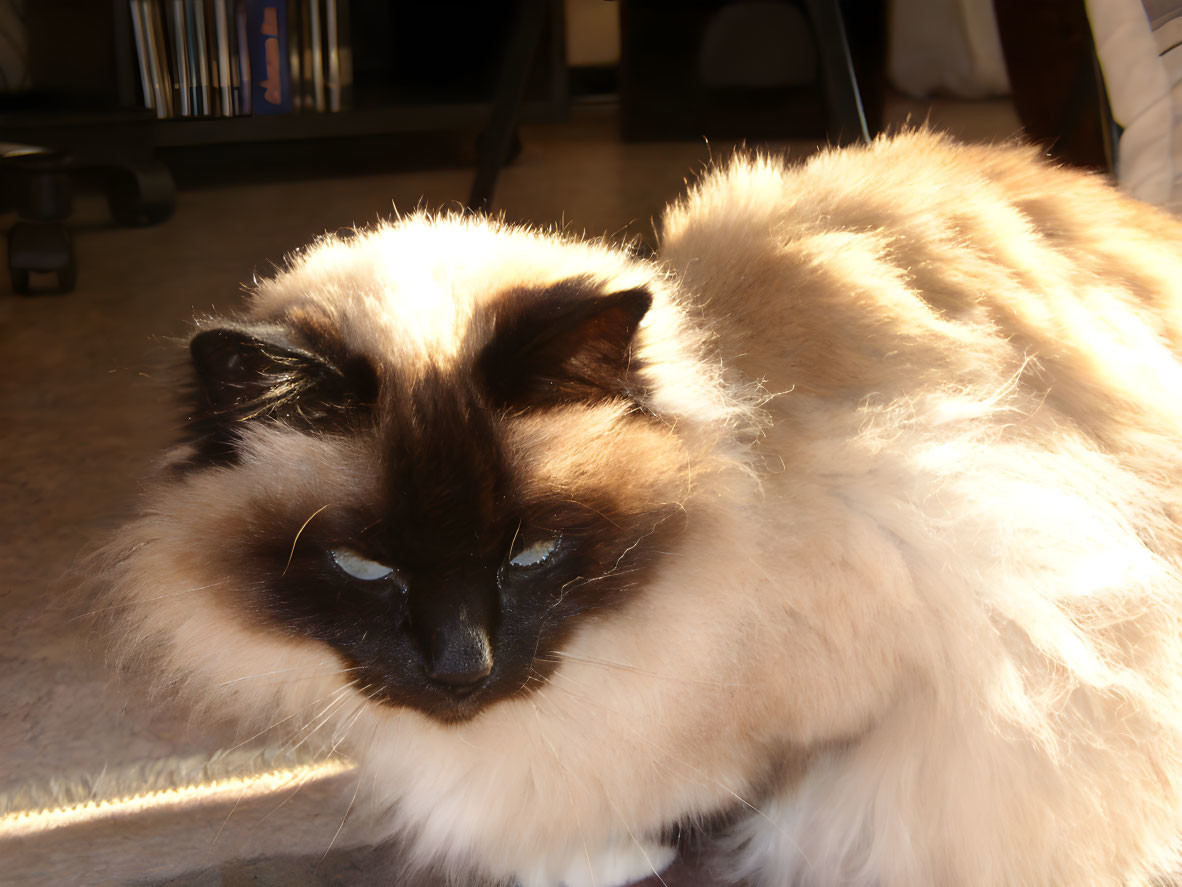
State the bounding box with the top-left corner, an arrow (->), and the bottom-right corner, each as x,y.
802,0 -> 870,145
468,0 -> 549,211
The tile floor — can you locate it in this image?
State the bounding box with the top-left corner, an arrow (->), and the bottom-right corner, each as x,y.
0,96 -> 1020,886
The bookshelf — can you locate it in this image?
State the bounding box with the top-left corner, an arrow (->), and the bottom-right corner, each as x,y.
3,0 -> 566,293
31,1 -> 567,146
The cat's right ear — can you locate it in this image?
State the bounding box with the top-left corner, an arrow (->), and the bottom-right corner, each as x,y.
478,280 -> 653,408
185,324 -> 375,460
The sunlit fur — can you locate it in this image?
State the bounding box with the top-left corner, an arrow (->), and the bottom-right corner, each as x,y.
99,130 -> 1182,887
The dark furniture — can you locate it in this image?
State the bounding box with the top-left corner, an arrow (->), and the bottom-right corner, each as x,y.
4,0 -> 567,294
619,0 -> 876,144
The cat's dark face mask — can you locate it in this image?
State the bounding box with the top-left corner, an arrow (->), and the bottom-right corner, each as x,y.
183,278 -> 683,723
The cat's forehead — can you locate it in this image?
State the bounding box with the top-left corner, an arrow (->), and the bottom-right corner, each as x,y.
246,213 -> 651,369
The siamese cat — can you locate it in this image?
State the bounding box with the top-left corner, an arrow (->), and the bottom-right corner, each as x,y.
98,131 -> 1182,886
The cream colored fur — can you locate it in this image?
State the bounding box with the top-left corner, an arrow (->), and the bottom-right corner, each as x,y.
101,131 -> 1182,887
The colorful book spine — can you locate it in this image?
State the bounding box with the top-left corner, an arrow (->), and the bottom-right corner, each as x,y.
244,0 -> 293,114
128,0 -> 349,118
167,0 -> 191,115
148,0 -> 176,117
306,0 -> 324,112
188,0 -> 210,115
129,0 -> 156,113
324,0 -> 339,112
235,0 -> 252,114
286,0 -> 303,112
213,0 -> 233,116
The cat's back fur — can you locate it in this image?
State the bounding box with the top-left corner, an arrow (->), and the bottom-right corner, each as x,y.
660,130 -> 1182,885
99,130 -> 1182,887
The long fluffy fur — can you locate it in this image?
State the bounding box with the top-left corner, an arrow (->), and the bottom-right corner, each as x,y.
99,130 -> 1182,887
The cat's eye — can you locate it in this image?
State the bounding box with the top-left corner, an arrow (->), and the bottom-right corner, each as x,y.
330,548 -> 395,581
509,534 -> 560,568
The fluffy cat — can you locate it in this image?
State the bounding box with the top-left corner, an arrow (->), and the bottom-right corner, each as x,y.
98,130 -> 1182,887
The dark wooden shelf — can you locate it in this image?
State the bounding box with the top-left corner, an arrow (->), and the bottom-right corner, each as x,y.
153,104 -> 489,147
151,99 -> 559,148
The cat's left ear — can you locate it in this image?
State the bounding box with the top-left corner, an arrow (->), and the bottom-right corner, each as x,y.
185,323 -> 376,459
478,280 -> 652,407
189,325 -> 349,416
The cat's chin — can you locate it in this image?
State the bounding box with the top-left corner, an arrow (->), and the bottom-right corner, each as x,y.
365,670 -> 543,725
376,688 -> 493,725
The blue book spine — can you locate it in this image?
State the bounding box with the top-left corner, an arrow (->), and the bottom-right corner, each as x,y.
244,0 -> 292,114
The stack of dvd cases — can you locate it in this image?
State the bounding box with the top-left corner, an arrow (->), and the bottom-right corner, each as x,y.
128,0 -> 352,118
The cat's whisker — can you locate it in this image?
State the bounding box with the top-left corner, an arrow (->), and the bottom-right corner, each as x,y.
223,696 -> 338,755
224,710 -> 306,755
69,581 -> 230,621
254,765 -> 317,826
539,652 -> 747,688
287,689 -> 355,754
319,769 -> 364,866
282,503 -> 331,576
329,702 -> 369,756
556,498 -> 622,530
611,535 -> 649,572
217,665 -> 364,687
530,701 -> 599,887
599,787 -> 669,887
211,783 -> 251,845
274,686 -> 355,756
223,677 -> 363,753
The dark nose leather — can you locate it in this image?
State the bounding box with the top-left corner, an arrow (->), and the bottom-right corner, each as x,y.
426,624 -> 493,687
407,576 -> 497,690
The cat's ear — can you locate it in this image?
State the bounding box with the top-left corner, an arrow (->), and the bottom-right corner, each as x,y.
186,324 -> 376,457
478,281 -> 652,407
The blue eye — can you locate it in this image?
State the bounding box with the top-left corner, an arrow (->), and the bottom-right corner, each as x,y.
509,535 -> 560,568
330,548 -> 395,581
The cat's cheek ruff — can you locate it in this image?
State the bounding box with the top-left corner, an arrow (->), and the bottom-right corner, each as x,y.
91,519 -> 365,750
91,424 -> 395,726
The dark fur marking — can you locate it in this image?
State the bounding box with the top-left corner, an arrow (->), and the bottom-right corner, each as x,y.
476,277 -> 653,408
250,482 -> 679,723
191,280 -> 677,722
244,360 -> 681,723
182,318 -> 379,466
664,803 -> 750,853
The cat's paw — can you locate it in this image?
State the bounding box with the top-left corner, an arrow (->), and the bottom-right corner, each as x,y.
553,840 -> 676,887
514,839 -> 676,887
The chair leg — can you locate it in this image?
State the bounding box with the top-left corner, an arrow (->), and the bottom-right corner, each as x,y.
8,221 -> 75,294
106,161 -> 177,227
802,0 -> 870,145
467,0 -> 549,212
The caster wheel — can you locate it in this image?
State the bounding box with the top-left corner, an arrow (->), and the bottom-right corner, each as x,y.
107,162 -> 176,227
5,148 -> 73,220
8,220 -> 76,294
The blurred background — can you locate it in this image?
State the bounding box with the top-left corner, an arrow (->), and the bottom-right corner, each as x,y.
0,0 -> 1159,884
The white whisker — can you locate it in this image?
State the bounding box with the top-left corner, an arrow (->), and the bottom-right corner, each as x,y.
218,665 -> 363,687
320,770 -> 364,864
71,581 -> 230,621
531,701 -> 598,887
542,651 -> 746,688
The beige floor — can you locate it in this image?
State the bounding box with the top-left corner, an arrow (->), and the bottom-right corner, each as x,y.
0,97 -> 1020,886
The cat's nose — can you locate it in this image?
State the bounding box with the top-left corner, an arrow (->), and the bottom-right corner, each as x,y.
425,624 -> 493,688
